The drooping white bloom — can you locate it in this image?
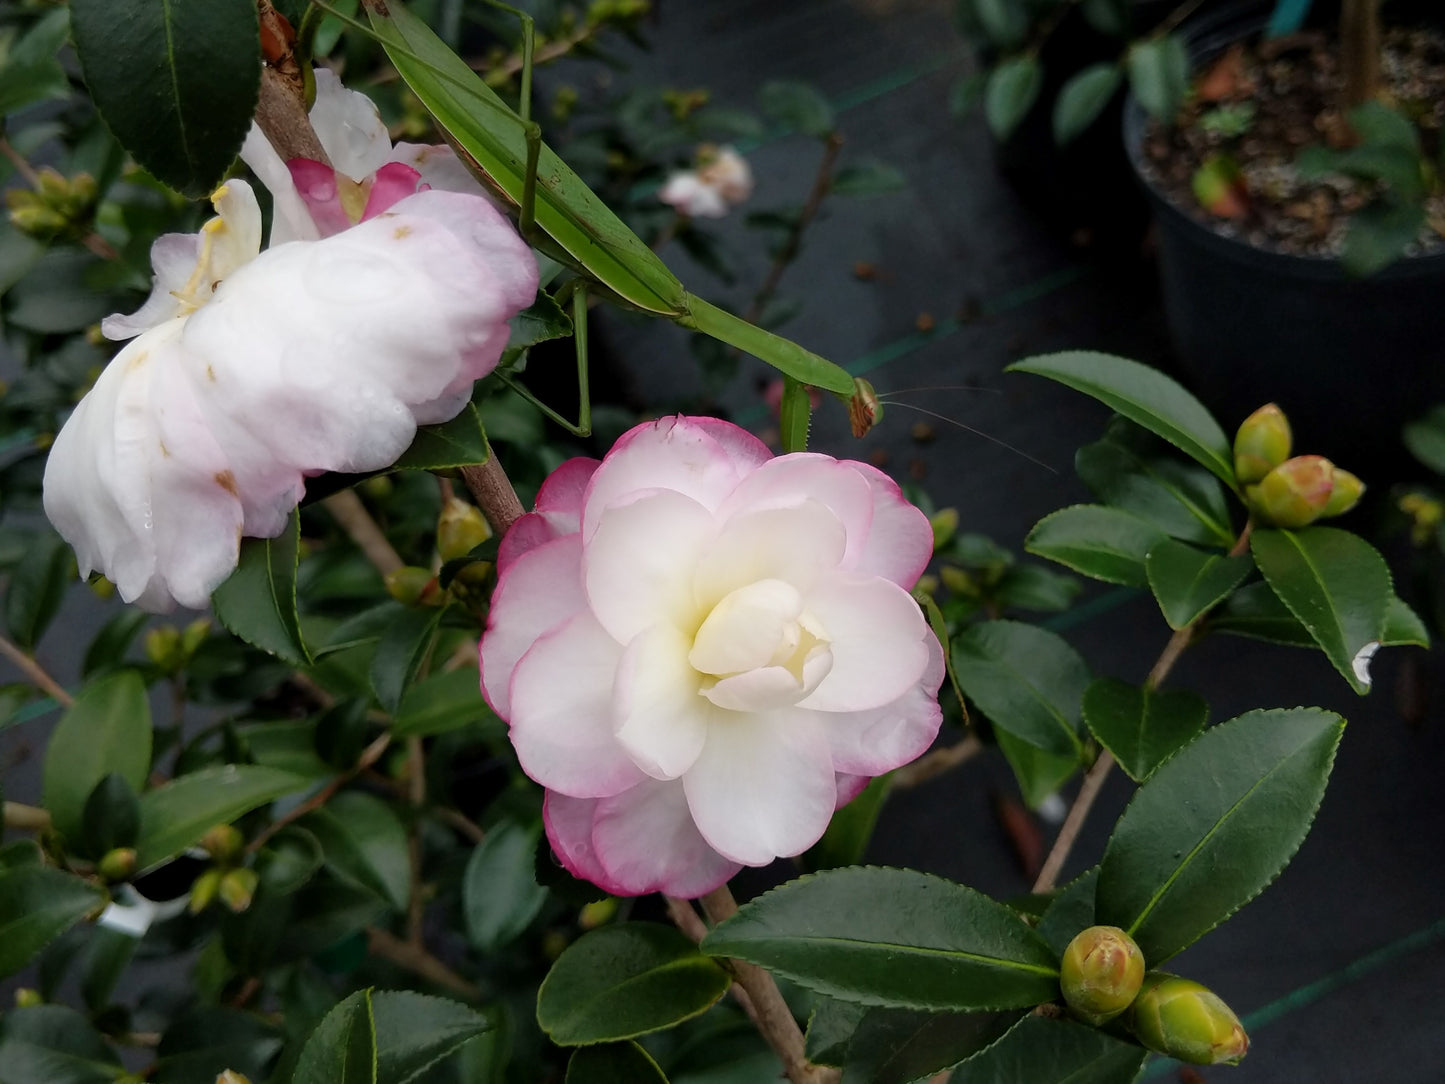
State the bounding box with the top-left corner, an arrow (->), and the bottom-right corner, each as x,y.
43,75 -> 538,612
658,145 -> 754,219
481,416 -> 943,897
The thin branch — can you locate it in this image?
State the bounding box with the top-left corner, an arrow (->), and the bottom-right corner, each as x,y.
665,894 -> 709,943
366,925 -> 482,1001
697,886 -> 839,1084
323,490 -> 404,577
405,735 -> 427,946
246,733 -> 392,853
434,806 -> 486,845
743,133 -> 844,327
0,634 -> 74,708
892,735 -> 983,788
254,65 -> 330,164
460,451 -> 526,537
0,136 -> 43,187
4,802 -> 52,831
1031,750 -> 1115,894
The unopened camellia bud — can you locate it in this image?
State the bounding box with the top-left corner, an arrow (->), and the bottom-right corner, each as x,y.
1059,925 -> 1145,1026
216,1071 -> 254,1084
385,565 -> 439,607
930,508 -> 959,551
144,625 -> 182,670
1128,972 -> 1249,1065
14,987 -> 43,1008
98,847 -> 138,882
200,823 -> 244,862
219,867 -> 259,913
1248,454 -> 1334,528
437,497 -> 492,561
1322,467 -> 1364,518
1233,403 -> 1291,485
189,868 -> 223,914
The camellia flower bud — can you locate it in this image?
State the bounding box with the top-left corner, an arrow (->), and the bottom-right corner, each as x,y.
14,988 -> 43,1008
1233,403 -> 1291,485
219,868 -> 259,913
98,847 -> 138,882
385,566 -> 441,607
930,508 -> 959,551
437,497 -> 492,561
200,824 -> 244,862
189,868 -> 223,914
216,1071 -> 253,1084
1322,467 -> 1365,518
1127,972 -> 1249,1065
144,626 -> 182,670
1247,454 -> 1335,528
1059,925 -> 1146,1026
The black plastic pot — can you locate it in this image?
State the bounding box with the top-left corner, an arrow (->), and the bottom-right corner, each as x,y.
1124,0 -> 1445,473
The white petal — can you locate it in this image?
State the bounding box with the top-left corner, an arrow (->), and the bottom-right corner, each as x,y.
591,779 -> 740,897
481,534 -> 588,718
1352,641 -> 1380,687
715,454 -> 874,565
390,142 -> 494,201
509,611 -> 643,799
692,500 -> 846,609
822,630 -> 944,775
846,461 -> 935,587
690,578 -> 804,676
309,68 -> 392,182
613,623 -> 710,779
701,651 -> 831,712
582,488 -> 714,644
581,416 -> 767,538
101,234 -> 198,339
798,573 -> 931,712
683,709 -> 836,864
240,124 -> 320,245
659,172 -> 729,218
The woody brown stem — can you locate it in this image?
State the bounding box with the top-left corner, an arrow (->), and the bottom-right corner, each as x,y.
1340,0 -> 1382,109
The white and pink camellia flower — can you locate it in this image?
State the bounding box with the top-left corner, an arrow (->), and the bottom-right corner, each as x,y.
480,416 -> 944,897
658,145 -> 754,219
43,74 -> 537,612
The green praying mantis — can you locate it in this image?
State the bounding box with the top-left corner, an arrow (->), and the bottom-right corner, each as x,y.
307,0 -> 870,453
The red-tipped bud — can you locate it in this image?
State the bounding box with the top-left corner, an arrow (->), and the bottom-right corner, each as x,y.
1233,403 -> 1292,485
1322,467 -> 1365,518
1059,925 -> 1146,1026
1248,455 -> 1335,528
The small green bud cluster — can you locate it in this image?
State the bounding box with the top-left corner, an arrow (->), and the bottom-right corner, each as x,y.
144,618 -> 211,675
1233,404 -> 1364,528
386,498 -> 495,609
190,823 -> 257,914
6,167 -> 98,239
1058,926 -> 1248,1065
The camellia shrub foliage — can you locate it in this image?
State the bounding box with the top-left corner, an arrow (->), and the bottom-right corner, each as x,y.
0,2 -> 1427,1082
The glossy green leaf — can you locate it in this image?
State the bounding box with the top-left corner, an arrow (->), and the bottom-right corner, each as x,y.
212,509 -> 311,666
1097,707 -> 1343,963
1341,200 -> 1425,278
462,819 -> 548,952
831,160 -> 907,197
370,606 -> 444,713
566,1042 -> 668,1084
1082,677 -> 1208,782
294,989 -> 377,1084
0,867 -> 104,978
365,0 -> 686,315
803,775 -> 890,872
393,404 -> 489,470
1008,352 -> 1234,485
135,765 -> 307,869
985,56 -> 1042,139
996,729 -> 1082,809
0,11 -> 70,117
42,669 -> 151,845
307,791 -> 411,912
1075,422 -> 1235,546
1251,527 -> 1392,694
1053,64 -> 1123,144
70,0 -> 260,197
1026,505 -> 1166,587
1383,595 -> 1430,647
839,1007 -> 1024,1084
1145,540 -> 1252,630
508,290 -> 573,350
807,998 -> 869,1066
372,990 -> 491,1084
1081,0 -> 1130,37
1126,34 -> 1189,123
1210,580 -> 1314,646
81,609 -> 150,678
952,620 -> 1089,757
394,667 -> 500,738
951,1013 -> 1146,1083
538,923 -> 731,1045
255,826 -> 324,896
972,0 -> 1029,49
701,867 -> 1060,1011
80,772 -> 141,857
1035,868 -> 1099,956
4,530 -> 70,649
758,79 -> 835,138
1403,405 -> 1445,474
0,1004 -> 123,1084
